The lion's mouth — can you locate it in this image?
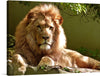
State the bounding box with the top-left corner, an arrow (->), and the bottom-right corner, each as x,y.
38,42 -> 51,46
38,42 -> 51,50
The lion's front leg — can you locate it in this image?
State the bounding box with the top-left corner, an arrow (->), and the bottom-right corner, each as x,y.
38,56 -> 55,67
88,57 -> 100,69
76,55 -> 100,70
12,54 -> 28,74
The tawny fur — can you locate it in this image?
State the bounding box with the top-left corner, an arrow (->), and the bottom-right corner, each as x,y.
13,4 -> 100,73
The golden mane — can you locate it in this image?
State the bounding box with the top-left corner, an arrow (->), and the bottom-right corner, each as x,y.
15,4 -> 66,65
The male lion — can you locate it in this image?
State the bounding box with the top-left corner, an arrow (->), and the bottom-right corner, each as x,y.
13,4 -> 100,74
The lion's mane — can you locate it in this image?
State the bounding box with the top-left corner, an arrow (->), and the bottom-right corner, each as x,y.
15,4 -> 67,66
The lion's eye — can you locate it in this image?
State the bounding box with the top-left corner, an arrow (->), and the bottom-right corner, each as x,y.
49,26 -> 53,30
37,25 -> 41,28
37,25 -> 41,31
37,25 -> 41,29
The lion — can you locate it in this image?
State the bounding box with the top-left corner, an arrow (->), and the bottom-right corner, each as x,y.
12,4 -> 100,74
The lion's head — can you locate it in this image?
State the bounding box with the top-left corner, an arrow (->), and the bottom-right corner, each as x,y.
15,4 -> 67,55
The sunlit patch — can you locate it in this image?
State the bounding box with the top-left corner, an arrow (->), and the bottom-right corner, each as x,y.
82,56 -> 88,62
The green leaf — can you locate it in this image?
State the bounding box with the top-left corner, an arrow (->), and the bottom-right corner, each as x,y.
75,70 -> 81,73
40,66 -> 45,70
64,67 -> 70,72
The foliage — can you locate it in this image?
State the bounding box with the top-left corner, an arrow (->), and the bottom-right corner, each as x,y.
57,3 -> 100,23
7,48 -> 15,60
7,34 -> 15,60
59,3 -> 87,14
18,1 -> 100,23
75,70 -> 81,73
40,66 -> 46,70
88,4 -> 100,18
64,67 -> 70,72
76,47 -> 100,61
7,34 -> 15,48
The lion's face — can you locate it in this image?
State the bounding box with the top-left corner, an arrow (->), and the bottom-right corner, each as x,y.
24,4 -> 66,55
26,15 -> 56,51
34,16 -> 55,50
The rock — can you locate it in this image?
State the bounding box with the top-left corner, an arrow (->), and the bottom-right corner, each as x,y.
7,60 -> 100,75
25,66 -> 37,74
63,67 -> 100,73
7,60 -> 13,75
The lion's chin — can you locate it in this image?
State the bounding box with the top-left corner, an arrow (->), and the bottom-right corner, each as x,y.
40,44 -> 51,50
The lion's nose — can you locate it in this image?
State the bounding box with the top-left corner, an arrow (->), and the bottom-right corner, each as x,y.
42,36 -> 49,40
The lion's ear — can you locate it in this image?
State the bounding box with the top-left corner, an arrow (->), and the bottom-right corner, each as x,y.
54,16 -> 63,25
27,12 -> 34,20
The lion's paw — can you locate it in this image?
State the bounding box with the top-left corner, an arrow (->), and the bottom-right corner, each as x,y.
18,66 -> 27,74
12,54 -> 28,74
38,56 -> 55,66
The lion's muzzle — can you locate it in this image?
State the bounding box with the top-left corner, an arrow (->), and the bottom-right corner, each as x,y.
40,44 -> 51,50
39,35 -> 52,50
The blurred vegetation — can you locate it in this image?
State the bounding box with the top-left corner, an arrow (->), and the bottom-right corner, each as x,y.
56,3 -> 100,23
18,1 -> 100,23
76,47 -> 100,61
7,34 -> 15,48
7,34 -> 15,60
56,3 -> 87,15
